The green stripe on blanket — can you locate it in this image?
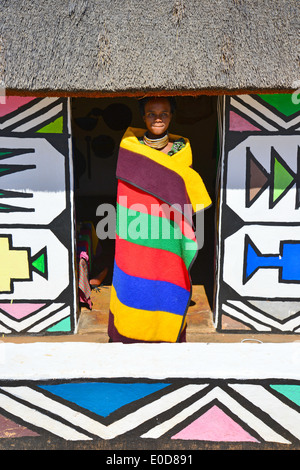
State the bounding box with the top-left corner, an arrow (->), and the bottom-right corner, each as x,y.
116,203 -> 198,269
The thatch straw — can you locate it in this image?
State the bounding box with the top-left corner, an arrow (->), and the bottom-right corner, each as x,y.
1,0 -> 299,94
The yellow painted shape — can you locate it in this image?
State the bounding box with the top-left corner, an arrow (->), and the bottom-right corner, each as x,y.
0,237 -> 30,292
110,285 -> 186,342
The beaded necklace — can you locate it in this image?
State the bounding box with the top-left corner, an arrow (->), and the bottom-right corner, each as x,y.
143,132 -> 169,150
138,135 -> 186,156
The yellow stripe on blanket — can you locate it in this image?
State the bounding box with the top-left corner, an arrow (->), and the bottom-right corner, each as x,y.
110,286 -> 186,343
120,128 -> 212,213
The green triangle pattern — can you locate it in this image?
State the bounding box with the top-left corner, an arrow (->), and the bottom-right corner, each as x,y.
36,116 -> 63,134
258,94 -> 300,117
32,252 -> 46,274
0,151 -> 13,158
0,167 -> 11,173
47,316 -> 71,332
270,384 -> 300,407
273,156 -> 295,203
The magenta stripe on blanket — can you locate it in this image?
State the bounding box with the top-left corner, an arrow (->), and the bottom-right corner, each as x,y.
116,147 -> 192,221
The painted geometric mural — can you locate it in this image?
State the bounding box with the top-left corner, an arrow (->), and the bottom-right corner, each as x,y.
0,97 -> 76,334
1,377 -> 300,446
216,94 -> 300,333
0,338 -> 299,450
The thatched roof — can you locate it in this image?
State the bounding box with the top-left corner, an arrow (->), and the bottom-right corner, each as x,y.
1,0 -> 299,95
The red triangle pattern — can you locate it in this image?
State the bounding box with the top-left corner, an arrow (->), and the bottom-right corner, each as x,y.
229,111 -> 261,132
0,413 -> 39,438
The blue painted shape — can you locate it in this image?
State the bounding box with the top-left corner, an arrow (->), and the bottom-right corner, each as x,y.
245,237 -> 300,283
246,240 -> 282,280
38,382 -> 170,417
281,243 -> 300,281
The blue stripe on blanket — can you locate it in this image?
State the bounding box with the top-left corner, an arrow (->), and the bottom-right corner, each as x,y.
112,261 -> 190,316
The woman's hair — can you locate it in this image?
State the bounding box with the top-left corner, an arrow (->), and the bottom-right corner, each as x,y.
138,96 -> 176,116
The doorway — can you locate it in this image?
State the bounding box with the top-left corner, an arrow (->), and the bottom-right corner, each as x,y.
70,95 -> 219,341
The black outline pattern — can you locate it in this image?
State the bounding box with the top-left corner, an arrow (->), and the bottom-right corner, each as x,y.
0,97 -> 76,335
216,94 -> 300,333
0,378 -> 299,446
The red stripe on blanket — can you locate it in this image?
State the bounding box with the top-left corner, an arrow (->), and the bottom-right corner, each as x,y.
117,181 -> 196,241
115,234 -> 191,290
116,147 -> 192,222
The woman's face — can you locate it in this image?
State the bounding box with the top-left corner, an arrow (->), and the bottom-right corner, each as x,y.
143,99 -> 172,137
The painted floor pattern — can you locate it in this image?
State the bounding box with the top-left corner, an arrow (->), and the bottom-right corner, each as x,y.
0,342 -> 300,449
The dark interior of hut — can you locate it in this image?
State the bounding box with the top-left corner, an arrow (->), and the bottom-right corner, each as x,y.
71,96 -> 219,339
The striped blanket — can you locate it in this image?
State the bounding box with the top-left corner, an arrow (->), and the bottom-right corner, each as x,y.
108,127 -> 212,343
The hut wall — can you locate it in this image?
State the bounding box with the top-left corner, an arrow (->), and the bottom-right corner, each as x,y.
215,93 -> 300,333
0,96 -> 77,335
